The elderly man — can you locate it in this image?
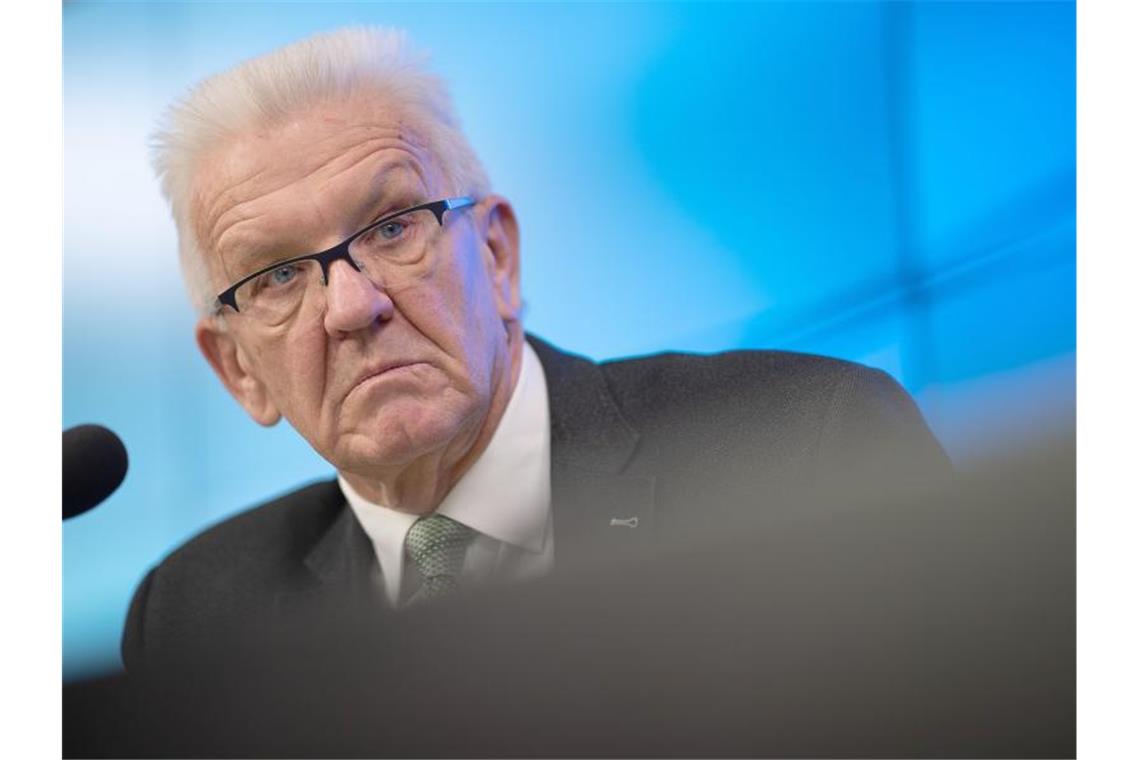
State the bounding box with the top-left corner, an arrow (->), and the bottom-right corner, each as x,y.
122,27 -> 949,671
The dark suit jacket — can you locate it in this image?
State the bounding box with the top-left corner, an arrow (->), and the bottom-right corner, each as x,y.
122,335 -> 949,673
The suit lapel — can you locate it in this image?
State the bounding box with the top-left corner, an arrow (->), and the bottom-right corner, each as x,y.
278,483 -> 382,611
303,499 -> 377,589
529,336 -> 657,571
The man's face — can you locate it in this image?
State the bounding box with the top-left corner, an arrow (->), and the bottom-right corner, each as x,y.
191,94 -> 521,486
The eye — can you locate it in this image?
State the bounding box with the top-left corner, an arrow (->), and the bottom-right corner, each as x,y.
350,210 -> 425,263
377,220 -> 406,240
267,263 -> 299,287
248,262 -> 303,297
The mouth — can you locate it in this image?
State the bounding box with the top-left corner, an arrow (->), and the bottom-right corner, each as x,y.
347,361 -> 427,399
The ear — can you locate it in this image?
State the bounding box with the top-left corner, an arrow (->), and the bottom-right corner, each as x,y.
478,195 -> 522,323
196,317 -> 282,426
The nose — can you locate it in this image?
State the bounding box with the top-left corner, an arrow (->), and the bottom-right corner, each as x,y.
322,258 -> 393,336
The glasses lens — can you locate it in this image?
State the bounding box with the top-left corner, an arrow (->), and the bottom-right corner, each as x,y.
228,205 -> 450,323
348,207 -> 438,272
234,258 -> 321,323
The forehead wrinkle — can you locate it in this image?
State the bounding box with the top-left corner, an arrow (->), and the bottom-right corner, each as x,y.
210,125 -> 425,228
304,105 -> 444,195
197,181 -> 284,281
311,140 -> 430,208
193,103 -> 444,285
206,151 -> 431,282
192,161 -> 267,260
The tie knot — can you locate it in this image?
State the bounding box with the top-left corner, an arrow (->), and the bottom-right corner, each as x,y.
404,515 -> 475,603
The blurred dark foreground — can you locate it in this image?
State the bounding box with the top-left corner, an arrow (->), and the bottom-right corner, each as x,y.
64,433 -> 1073,758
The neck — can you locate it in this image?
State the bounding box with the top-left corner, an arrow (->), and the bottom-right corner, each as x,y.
340,327 -> 525,514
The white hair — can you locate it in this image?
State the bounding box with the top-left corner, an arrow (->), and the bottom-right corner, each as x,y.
151,26 -> 491,315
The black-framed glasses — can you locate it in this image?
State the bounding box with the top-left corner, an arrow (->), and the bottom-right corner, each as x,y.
214,196 -> 476,321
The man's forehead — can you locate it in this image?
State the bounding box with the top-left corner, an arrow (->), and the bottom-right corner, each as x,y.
191,98 -> 445,274
204,159 -> 426,253
199,98 -> 437,197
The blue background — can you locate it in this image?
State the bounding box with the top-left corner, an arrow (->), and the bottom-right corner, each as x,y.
64,1 -> 1075,680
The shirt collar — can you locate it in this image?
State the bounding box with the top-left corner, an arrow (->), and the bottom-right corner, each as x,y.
435,341 -> 550,553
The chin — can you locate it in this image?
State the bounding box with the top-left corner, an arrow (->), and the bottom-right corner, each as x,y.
335,399 -> 478,470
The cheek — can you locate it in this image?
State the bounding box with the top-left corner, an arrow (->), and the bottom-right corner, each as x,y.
254,328 -> 327,416
401,243 -> 500,353
444,250 -> 503,377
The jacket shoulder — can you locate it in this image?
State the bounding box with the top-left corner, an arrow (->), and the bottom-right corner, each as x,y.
157,477 -> 344,575
121,478 -> 344,671
595,348 -> 949,488
597,348 -> 892,420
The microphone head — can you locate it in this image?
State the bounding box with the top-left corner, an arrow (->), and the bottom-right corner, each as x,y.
63,424 -> 128,520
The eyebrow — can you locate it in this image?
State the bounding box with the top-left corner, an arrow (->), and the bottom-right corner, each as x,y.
358,154 -> 435,218
358,183 -> 426,231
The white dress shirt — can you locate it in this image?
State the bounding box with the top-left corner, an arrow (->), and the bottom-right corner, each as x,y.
339,342 -> 553,607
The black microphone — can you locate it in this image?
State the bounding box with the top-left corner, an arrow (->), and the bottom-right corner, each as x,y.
63,424 -> 128,520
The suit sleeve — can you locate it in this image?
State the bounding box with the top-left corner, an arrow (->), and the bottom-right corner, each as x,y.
121,566 -> 157,674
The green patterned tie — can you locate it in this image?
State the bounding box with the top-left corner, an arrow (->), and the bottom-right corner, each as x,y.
404,514 -> 476,605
